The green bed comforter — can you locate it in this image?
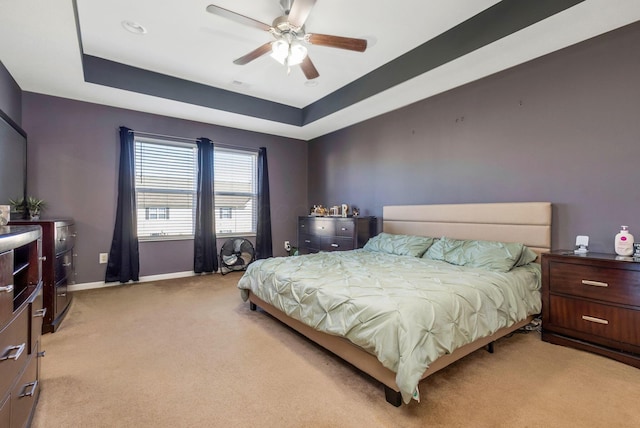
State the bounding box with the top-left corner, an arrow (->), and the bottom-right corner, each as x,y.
237,249 -> 541,403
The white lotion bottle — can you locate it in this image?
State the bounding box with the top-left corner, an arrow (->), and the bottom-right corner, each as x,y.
614,225 -> 634,256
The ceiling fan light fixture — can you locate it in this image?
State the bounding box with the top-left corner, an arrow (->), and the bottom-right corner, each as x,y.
288,42 -> 307,66
270,39 -> 289,65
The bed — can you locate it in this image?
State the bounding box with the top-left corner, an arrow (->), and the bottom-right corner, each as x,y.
237,202 -> 552,406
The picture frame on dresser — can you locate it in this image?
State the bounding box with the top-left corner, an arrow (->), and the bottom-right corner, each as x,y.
541,251 -> 640,368
8,218 -> 76,333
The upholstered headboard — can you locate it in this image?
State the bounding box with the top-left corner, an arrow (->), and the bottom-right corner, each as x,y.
383,202 -> 552,254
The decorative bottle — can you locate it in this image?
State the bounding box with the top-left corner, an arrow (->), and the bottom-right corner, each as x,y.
614,225 -> 634,256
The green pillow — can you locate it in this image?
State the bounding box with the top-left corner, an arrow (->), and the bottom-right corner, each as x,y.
363,232 -> 436,257
423,236 -> 535,272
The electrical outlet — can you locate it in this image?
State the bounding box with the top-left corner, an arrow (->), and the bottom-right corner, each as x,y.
99,253 -> 108,264
284,241 -> 291,251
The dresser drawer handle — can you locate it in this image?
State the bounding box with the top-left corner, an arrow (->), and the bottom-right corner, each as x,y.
331,243 -> 339,248
39,256 -> 47,262
0,284 -> 14,293
58,293 -> 67,297
341,227 -> 347,231
19,380 -> 38,398
581,280 -> 608,288
34,308 -> 47,318
317,226 -> 325,230
581,315 -> 609,325
1,343 -> 26,361
63,262 -> 72,267
304,240 -> 311,244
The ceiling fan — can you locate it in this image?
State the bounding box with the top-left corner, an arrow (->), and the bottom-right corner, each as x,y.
206,0 -> 368,80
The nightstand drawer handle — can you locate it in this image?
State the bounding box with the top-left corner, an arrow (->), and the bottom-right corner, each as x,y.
581,280 -> 608,288
331,243 -> 339,248
0,284 -> 13,293
34,308 -> 47,318
582,315 -> 609,325
1,343 -> 25,361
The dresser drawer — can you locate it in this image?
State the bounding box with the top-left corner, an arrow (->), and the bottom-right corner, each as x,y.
334,220 -> 355,237
55,224 -> 75,255
549,295 -> 640,345
308,218 -> 335,236
10,346 -> 39,428
549,262 -> 640,306
321,237 -> 355,252
0,306 -> 29,396
0,394 -> 9,428
29,286 -> 44,354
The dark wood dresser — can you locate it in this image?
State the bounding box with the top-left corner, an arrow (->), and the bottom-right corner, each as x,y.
541,251 -> 640,367
0,226 -> 44,427
297,216 -> 376,254
9,219 -> 75,333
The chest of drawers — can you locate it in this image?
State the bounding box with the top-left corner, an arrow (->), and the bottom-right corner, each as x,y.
1,226 -> 44,428
10,219 -> 75,333
541,251 -> 640,367
297,216 -> 376,254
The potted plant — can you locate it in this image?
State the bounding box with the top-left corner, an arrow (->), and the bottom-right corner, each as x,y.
25,196 -> 46,220
9,197 -> 26,218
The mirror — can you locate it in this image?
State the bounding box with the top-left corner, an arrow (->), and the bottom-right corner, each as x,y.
0,109 -> 27,212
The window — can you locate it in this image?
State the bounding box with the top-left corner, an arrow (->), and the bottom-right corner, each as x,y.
214,147 -> 258,236
134,138 -> 257,241
135,138 -> 197,240
145,207 -> 170,220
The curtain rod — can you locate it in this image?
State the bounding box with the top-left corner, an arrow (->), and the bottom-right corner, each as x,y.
129,129 -> 260,152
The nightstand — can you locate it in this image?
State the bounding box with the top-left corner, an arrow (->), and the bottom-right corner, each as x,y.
541,251 -> 640,368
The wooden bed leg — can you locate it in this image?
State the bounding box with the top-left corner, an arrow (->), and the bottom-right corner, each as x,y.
486,341 -> 495,354
249,302 -> 257,311
384,386 -> 402,407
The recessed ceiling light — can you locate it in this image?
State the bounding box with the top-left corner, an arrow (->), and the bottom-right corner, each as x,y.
121,20 -> 147,35
304,80 -> 318,87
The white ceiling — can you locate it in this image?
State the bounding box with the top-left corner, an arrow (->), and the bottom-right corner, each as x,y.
1,0 -> 640,140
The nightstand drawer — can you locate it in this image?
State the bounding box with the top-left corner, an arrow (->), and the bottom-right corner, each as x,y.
549,295 -> 640,344
549,262 -> 640,306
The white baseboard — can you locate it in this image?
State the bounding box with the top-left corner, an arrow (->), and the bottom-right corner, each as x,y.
68,270 -> 198,292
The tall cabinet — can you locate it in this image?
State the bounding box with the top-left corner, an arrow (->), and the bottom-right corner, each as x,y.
0,226 -> 44,428
9,219 -> 75,333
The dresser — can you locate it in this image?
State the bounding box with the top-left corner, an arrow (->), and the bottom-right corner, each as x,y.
541,251 -> 640,368
297,216 -> 376,254
0,226 -> 44,428
10,219 -> 75,333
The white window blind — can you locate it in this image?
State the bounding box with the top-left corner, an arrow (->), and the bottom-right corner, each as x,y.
135,138 -> 197,240
133,138 -> 257,241
214,147 -> 257,236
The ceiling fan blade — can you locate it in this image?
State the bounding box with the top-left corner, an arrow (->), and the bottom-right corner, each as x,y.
206,4 -> 272,32
307,33 -> 367,52
300,56 -> 319,80
233,43 -> 273,65
287,0 -> 317,28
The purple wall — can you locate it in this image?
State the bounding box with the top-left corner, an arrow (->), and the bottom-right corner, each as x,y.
0,61 -> 22,125
21,94 -> 308,283
309,22 -> 640,254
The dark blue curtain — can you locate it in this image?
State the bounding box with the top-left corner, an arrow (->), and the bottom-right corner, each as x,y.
255,147 -> 272,259
105,127 -> 140,283
194,138 -> 218,273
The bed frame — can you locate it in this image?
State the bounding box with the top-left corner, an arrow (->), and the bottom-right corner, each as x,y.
248,202 -> 552,406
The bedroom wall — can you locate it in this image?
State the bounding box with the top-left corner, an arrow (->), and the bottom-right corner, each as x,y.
21,94 -> 308,284
308,22 -> 640,254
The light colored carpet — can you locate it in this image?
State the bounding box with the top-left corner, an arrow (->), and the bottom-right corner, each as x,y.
32,273 -> 640,428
